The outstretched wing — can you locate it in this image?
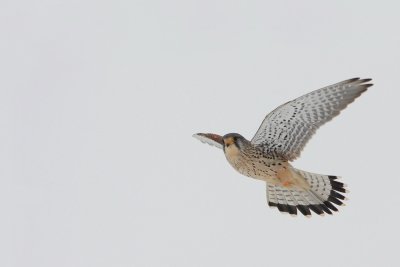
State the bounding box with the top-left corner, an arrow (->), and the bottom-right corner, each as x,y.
193,133 -> 224,149
251,78 -> 373,161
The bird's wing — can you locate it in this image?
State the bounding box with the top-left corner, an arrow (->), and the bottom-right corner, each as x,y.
251,78 -> 373,161
193,133 -> 224,149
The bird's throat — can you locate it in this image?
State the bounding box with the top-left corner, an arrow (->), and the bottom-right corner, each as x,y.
224,145 -> 241,162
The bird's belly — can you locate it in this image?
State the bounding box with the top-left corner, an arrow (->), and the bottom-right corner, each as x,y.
227,155 -> 283,184
230,157 -> 310,189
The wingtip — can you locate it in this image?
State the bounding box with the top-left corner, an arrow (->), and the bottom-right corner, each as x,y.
192,133 -> 203,141
192,132 -> 224,149
346,77 -> 374,86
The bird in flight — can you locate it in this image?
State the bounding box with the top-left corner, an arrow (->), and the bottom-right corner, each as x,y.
193,78 -> 372,217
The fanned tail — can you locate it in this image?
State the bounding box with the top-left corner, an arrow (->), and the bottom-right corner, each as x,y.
266,169 -> 348,217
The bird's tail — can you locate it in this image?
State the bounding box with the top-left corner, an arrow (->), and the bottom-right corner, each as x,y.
266,169 -> 348,216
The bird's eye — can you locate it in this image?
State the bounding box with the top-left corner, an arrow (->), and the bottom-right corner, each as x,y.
226,143 -> 230,147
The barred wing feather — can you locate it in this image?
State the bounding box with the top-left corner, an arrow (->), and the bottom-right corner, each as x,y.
251,78 -> 373,161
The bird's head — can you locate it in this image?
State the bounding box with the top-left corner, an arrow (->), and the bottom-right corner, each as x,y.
222,133 -> 246,152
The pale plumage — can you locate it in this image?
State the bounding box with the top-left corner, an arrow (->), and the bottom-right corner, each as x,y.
193,78 -> 372,217
252,78 -> 372,161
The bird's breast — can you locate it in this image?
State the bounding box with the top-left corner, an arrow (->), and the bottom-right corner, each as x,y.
224,148 -> 290,185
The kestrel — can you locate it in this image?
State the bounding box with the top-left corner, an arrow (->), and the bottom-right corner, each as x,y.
193,78 -> 372,217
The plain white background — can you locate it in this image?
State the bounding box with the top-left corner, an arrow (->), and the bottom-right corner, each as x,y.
1,1 -> 400,266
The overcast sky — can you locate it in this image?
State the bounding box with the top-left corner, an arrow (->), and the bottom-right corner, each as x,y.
1,1 -> 400,266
